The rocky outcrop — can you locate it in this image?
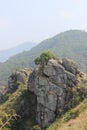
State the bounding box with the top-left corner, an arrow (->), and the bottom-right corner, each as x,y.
8,68 -> 32,93
0,92 -> 4,103
0,87 -> 8,103
28,58 -> 87,129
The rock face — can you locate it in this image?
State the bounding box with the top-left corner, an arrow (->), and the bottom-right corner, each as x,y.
0,87 -> 8,103
0,92 -> 4,103
28,58 -> 86,129
8,69 -> 31,93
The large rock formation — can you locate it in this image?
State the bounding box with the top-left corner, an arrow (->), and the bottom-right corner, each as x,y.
8,68 -> 31,93
28,58 -> 87,129
0,92 -> 4,103
0,87 -> 8,103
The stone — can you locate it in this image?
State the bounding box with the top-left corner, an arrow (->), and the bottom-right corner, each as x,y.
38,76 -> 49,86
0,92 -> 4,103
28,58 -> 86,129
0,87 -> 8,103
8,69 -> 31,93
62,58 -> 79,75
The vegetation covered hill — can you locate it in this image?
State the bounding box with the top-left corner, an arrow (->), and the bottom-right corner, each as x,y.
0,41 -> 35,62
0,84 -> 40,130
1,30 -> 87,86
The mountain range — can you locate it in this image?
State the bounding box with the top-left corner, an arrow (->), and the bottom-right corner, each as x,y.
0,30 -> 87,86
0,42 -> 36,62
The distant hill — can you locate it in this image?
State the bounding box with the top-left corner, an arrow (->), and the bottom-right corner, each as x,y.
0,30 -> 87,86
0,42 -> 36,62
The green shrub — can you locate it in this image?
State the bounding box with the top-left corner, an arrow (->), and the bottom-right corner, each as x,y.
34,51 -> 55,66
31,125 -> 41,130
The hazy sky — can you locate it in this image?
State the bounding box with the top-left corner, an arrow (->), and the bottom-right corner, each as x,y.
0,0 -> 87,50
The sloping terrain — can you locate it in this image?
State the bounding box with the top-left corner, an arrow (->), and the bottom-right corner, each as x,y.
0,41 -> 35,62
0,61 -> 87,130
0,84 -> 38,130
0,69 -> 39,130
47,99 -> 87,130
1,83 -> 87,130
0,30 -> 87,86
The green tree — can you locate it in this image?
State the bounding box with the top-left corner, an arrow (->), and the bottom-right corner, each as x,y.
34,51 -> 55,66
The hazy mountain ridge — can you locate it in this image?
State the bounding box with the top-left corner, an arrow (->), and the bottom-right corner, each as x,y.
0,30 -> 87,86
0,41 -> 36,62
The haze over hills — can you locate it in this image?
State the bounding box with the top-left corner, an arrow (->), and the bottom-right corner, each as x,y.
0,41 -> 36,62
0,30 -> 87,86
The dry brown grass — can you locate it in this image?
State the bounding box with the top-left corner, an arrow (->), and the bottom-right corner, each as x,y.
47,99 -> 87,130
59,109 -> 87,130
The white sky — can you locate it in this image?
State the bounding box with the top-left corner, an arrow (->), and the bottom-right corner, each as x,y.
0,0 -> 87,50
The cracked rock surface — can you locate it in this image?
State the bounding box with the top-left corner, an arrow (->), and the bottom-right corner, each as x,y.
28,58 -> 83,129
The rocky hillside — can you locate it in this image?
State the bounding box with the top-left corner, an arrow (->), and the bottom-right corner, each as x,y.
28,58 -> 87,129
47,98 -> 87,130
0,57 -> 87,130
1,30 -> 87,86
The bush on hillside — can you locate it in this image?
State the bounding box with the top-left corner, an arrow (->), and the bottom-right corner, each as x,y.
34,51 -> 55,66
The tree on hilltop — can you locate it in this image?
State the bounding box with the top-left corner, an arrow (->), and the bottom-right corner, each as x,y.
34,51 -> 55,66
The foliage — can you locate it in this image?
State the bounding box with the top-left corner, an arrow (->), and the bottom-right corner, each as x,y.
0,84 -> 25,129
0,74 -> 39,130
0,82 -> 36,130
34,51 -> 55,66
31,125 -> 41,130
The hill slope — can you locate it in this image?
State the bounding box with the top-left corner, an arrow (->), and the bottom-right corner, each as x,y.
0,30 -> 87,86
0,60 -> 87,130
47,99 -> 87,130
0,41 -> 36,62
